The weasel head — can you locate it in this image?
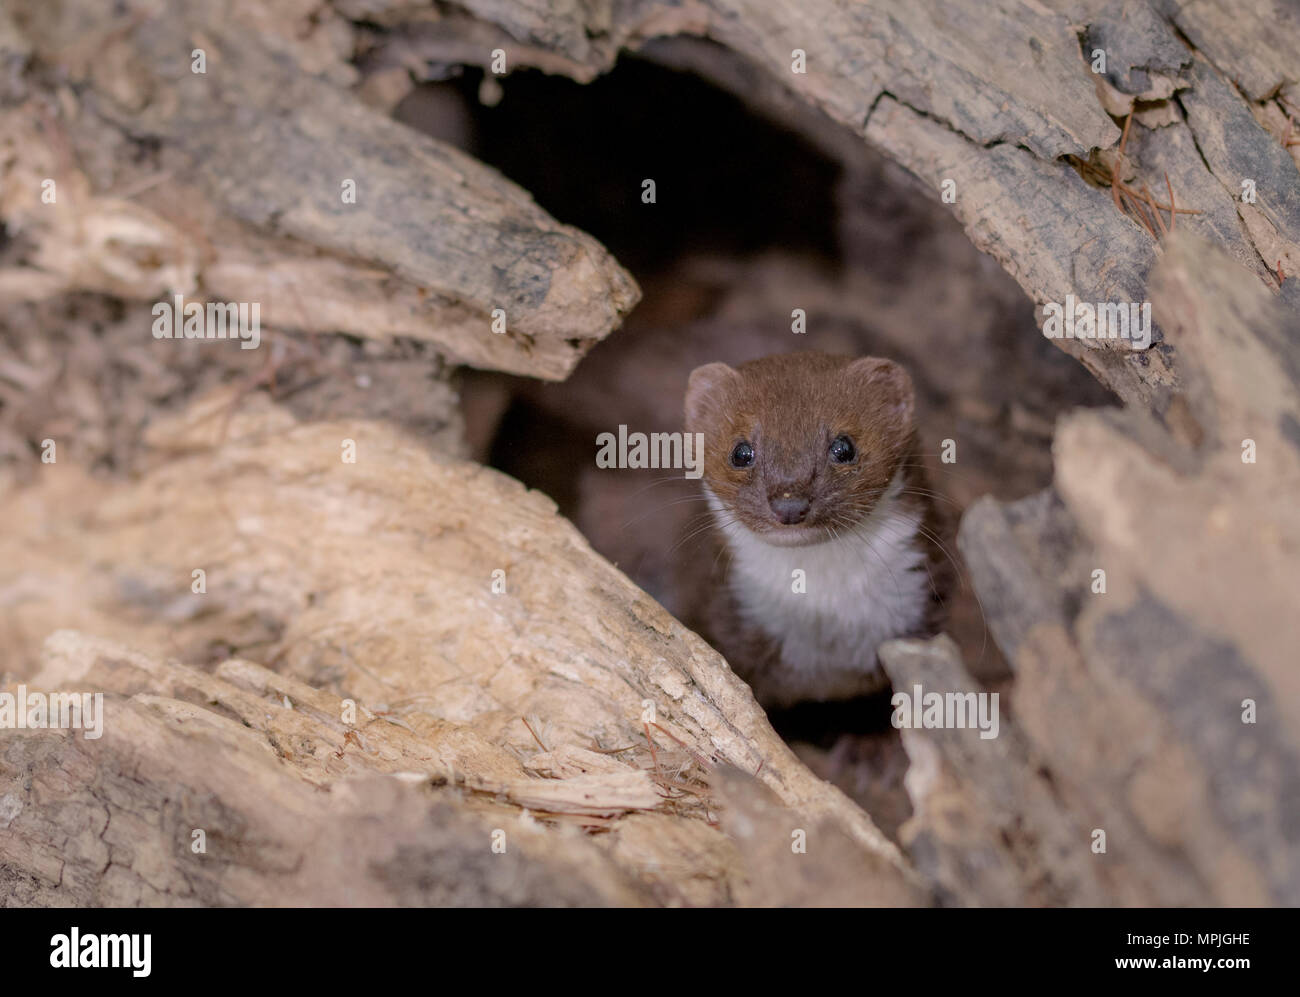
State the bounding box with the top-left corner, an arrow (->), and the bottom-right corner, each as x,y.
684,352 -> 915,547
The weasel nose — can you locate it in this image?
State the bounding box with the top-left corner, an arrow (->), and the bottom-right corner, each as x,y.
769,494 -> 810,525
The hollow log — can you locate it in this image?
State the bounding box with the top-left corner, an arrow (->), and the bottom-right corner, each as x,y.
0,0 -> 639,380
363,0 -> 1300,409
2,0 -> 1297,908
0,395 -> 920,906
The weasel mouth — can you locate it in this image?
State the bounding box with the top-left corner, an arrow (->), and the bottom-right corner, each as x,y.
755,521 -> 830,547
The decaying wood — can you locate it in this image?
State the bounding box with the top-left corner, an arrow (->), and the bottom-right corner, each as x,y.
2,0 -> 1297,908
363,0 -> 1300,411
0,0 -> 639,380
0,395 -> 923,906
3,634 -> 649,907
945,232 -> 1300,906
878,634 -> 1114,907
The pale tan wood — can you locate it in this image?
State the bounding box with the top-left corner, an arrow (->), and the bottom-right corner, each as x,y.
0,395 -> 918,906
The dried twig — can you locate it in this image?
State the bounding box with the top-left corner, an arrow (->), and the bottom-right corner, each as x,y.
650,721 -> 715,771
1098,111 -> 1201,240
521,716 -> 549,752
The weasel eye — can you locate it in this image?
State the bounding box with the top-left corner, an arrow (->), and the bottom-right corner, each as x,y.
729,440 -> 755,468
829,435 -> 856,463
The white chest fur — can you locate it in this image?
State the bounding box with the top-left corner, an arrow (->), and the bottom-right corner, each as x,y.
707,471 -> 930,703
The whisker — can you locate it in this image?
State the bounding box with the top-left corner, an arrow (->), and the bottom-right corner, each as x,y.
828,511 -> 904,603
618,492 -> 713,531
908,519 -> 990,666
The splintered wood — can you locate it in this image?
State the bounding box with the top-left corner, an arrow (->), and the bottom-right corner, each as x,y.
0,397 -> 915,906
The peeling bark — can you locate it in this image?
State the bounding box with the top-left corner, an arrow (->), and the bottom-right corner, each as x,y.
366,0 -> 1300,408
0,0 -> 639,380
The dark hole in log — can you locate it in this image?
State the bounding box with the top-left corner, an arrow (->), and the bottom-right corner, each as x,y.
418,52 -> 1115,840
449,57 -> 842,271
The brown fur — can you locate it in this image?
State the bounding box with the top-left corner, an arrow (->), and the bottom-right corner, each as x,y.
679,352 -> 952,706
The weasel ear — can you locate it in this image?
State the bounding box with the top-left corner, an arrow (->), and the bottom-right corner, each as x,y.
685,363 -> 740,430
846,356 -> 915,432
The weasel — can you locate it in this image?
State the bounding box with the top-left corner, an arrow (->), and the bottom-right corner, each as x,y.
680,352 -> 950,709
